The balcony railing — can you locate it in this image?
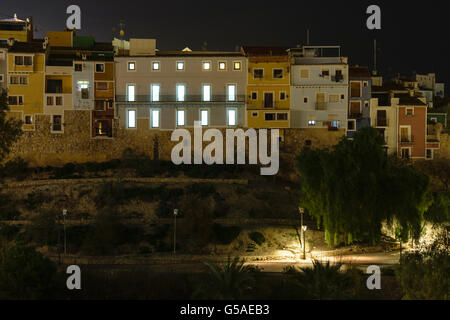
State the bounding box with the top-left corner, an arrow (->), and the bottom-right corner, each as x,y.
116,94 -> 246,103
375,118 -> 389,127
315,102 -> 327,110
399,135 -> 415,144
348,112 -> 363,119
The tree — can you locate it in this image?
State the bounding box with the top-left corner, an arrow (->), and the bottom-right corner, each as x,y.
0,89 -> 23,163
295,127 -> 432,246
0,243 -> 57,299
192,257 -> 259,300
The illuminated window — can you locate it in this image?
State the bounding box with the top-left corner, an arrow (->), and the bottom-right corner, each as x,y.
127,84 -> 135,102
176,84 -> 185,102
151,84 -> 160,102
152,61 -> 160,71
200,109 -> 209,126
233,61 -> 241,70
177,109 -> 185,126
202,84 -> 211,102
219,61 -> 226,70
127,109 -> 136,128
150,109 -> 160,128
128,61 -> 135,71
176,61 -> 184,71
227,84 -> 236,101
308,120 -> 316,126
227,108 -> 237,126
202,61 -> 211,70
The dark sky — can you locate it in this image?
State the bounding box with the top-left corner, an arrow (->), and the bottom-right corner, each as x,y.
2,0 -> 449,89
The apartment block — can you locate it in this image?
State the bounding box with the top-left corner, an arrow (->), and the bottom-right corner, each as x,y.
289,46 -> 348,131
347,66 -> 372,138
115,39 -> 247,131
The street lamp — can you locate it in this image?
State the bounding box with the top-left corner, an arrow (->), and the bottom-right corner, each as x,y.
173,209 -> 178,254
302,225 -> 308,260
299,207 -> 305,260
62,209 -> 67,255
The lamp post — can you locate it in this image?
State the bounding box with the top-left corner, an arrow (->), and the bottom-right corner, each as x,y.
299,207 -> 305,259
302,225 -> 307,260
173,209 -> 178,254
62,209 -> 67,255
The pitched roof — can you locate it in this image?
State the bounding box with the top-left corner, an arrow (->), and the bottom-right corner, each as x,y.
395,94 -> 427,106
8,40 -> 45,53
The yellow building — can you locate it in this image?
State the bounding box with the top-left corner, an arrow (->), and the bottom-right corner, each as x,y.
242,46 -> 290,128
0,14 -> 33,43
7,41 -> 46,131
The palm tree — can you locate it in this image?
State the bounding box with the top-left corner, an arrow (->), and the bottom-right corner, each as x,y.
192,256 -> 259,300
286,259 -> 355,299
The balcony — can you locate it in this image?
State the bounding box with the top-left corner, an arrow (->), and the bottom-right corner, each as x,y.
115,94 -> 246,103
375,118 -> 389,127
399,135 -> 415,145
315,102 -> 327,110
331,74 -> 344,83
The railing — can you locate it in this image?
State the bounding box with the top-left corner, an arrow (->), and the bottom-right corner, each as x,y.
115,94 -> 246,103
315,102 -> 327,110
375,118 -> 389,127
399,135 -> 415,144
331,74 -> 344,82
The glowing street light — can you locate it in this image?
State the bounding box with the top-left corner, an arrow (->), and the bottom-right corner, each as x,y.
299,207 -> 305,259
302,225 -> 308,260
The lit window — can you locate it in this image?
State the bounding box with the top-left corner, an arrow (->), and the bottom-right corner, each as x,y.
202,61 -> 211,70
177,61 -> 184,70
150,109 -> 160,128
151,84 -> 160,102
219,61 -> 226,70
127,84 -> 135,102
227,109 -> 236,126
202,84 -> 211,102
233,61 -> 241,70
127,109 -> 136,128
177,109 -> 185,126
78,81 -> 89,99
200,109 -> 209,126
227,84 -> 236,101
308,120 -> 316,126
152,61 -> 160,71
128,62 -> 135,71
176,84 -> 185,102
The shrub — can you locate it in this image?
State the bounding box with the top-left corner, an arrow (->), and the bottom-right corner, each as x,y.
249,231 -> 265,246
0,158 -> 29,180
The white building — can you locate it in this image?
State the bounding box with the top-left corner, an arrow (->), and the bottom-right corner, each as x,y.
289,46 -> 348,130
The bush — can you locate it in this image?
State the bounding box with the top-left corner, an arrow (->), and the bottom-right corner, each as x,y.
249,232 -> 265,246
24,211 -> 59,247
0,158 -> 29,180
53,162 -> 77,179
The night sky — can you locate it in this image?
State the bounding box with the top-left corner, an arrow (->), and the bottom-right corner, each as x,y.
2,0 -> 449,88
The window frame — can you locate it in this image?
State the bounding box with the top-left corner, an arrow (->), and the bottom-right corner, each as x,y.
176,61 -> 185,71
151,83 -> 160,102
218,61 -> 227,71
176,84 -> 186,102
226,108 -> 237,126
226,84 -> 237,102
126,84 -> 136,102
176,108 -> 186,127
127,61 -> 136,71
95,63 -> 105,73
202,60 -> 211,71
199,108 -> 210,126
151,61 -> 160,71
233,61 -> 241,71
347,119 -> 357,131
126,108 -> 137,129
150,108 -> 160,128
51,114 -> 63,133
202,83 -> 211,102
272,68 -> 284,79
253,68 -> 264,79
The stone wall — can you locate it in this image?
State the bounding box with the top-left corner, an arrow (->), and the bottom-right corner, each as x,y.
5,110 -> 346,167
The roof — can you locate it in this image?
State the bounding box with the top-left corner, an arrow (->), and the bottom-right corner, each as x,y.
349,66 -> 371,78
0,14 -> 26,23
8,40 -> 45,53
241,46 -> 290,56
395,94 -> 427,106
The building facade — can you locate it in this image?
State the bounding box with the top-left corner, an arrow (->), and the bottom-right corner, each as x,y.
242,46 -> 290,128
347,66 -> 372,138
289,46 -> 348,131
115,39 -> 247,131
